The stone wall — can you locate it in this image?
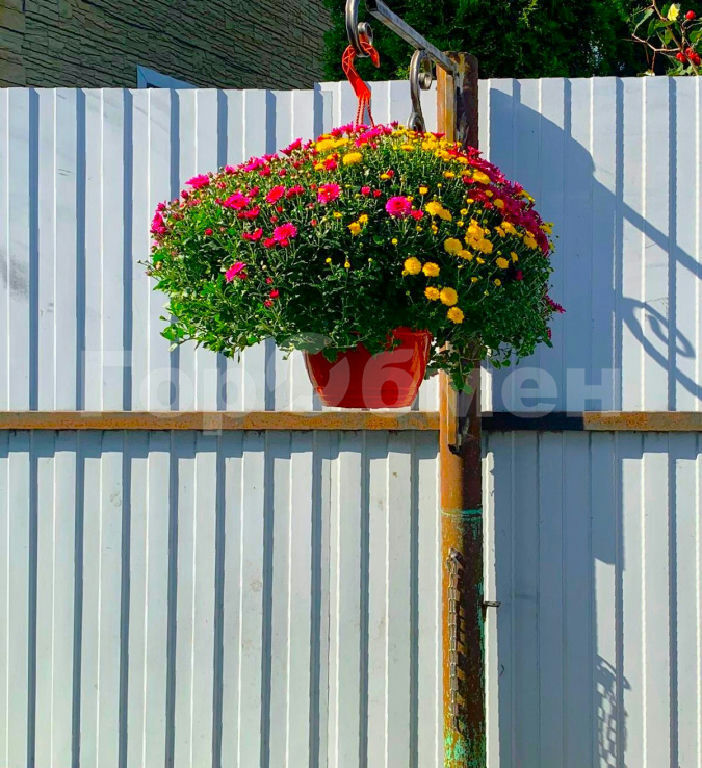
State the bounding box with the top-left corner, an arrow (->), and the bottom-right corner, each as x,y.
0,0 -> 332,88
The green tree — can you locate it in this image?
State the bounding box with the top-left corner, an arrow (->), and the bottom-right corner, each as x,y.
322,0 -> 646,81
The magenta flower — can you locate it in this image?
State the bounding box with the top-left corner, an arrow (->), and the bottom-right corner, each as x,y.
225,262 -> 247,282
150,211 -> 167,235
222,192 -> 251,210
273,223 -> 297,242
361,186 -> 371,196
385,196 -> 412,218
317,183 -> 341,205
186,174 -> 210,189
237,206 -> 261,220
242,228 -> 263,241
285,184 -> 305,198
265,186 -> 286,204
269,288 -> 280,299
281,138 -> 303,155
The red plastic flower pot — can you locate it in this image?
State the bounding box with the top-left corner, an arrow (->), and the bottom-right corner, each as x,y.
304,327 -> 433,408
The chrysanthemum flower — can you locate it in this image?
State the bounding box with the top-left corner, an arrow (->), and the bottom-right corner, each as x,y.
440,287 -> 458,306
444,238 -> 463,255
343,152 -> 363,166
422,262 -> 440,277
317,183 -> 341,205
186,174 -> 210,189
404,257 -> 422,275
225,262 -> 247,282
424,286 -> 440,301
385,196 -> 413,218
447,306 -> 464,324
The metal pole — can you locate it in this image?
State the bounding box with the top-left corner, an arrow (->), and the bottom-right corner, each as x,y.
437,52 -> 485,767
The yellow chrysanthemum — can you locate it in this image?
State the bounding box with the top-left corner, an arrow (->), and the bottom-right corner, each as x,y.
485,190 -> 494,198
502,221 -> 517,235
316,138 -> 335,152
477,238 -> 494,254
424,286 -> 440,301
358,214 -> 369,225
496,257 -> 510,269
333,211 -> 342,218
458,249 -> 473,261
422,262 -> 440,277
342,152 -> 363,166
470,276 -> 479,283
440,287 -> 458,306
391,238 -> 398,246
404,257 -> 422,275
494,199 -> 505,209
443,171 -> 455,179
447,306 -> 464,324
476,256 -> 485,264
425,201 -> 444,217
523,235 -> 538,250
511,251 -> 519,262
314,162 -> 324,171
444,238 -> 463,255
472,171 -> 491,184
325,257 -> 332,263
334,137 -> 350,147
348,222 -> 361,236
344,261 -> 350,268
419,186 -> 429,195
401,144 -> 415,151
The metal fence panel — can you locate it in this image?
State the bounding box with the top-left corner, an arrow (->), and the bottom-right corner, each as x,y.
484,431 -> 702,767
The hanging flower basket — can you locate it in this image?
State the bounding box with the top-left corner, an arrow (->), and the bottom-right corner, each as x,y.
145,123 -> 562,407
305,326 -> 432,408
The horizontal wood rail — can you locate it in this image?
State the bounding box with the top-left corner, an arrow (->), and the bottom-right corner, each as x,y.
0,411 -> 699,432
482,411 -> 702,432
0,410 -> 439,431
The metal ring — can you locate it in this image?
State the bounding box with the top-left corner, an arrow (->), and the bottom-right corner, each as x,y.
408,49 -> 433,132
345,0 -> 373,56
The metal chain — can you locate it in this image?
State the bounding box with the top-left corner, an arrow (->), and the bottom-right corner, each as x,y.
447,547 -> 462,731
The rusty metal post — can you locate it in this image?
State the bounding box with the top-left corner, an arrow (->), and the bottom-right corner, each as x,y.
437,53 -> 485,767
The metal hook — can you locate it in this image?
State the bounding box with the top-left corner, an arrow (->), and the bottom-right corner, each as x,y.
408,49 -> 433,133
345,0 -> 373,56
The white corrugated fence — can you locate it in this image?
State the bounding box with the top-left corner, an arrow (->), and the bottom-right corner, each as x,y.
1,77 -> 701,767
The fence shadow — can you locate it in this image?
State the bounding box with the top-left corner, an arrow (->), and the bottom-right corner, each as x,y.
486,78 -> 701,767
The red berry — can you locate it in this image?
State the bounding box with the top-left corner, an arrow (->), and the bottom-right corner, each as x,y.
204,227 -> 213,236
677,51 -> 688,61
685,9 -> 696,19
692,53 -> 702,64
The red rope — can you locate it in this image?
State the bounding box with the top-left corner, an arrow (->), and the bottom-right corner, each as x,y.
341,34 -> 380,128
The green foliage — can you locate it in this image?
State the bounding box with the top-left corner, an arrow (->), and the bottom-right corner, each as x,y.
321,0 -> 644,81
145,126 -> 560,391
630,2 -> 702,74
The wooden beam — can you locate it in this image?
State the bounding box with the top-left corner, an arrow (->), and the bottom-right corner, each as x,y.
482,411 -> 702,432
0,410 -> 440,432
437,51 -> 486,768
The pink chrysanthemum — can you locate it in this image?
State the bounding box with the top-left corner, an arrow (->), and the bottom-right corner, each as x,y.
186,174 -> 210,189
385,196 -> 412,218
225,262 -> 247,282
317,183 -> 341,205
265,186 -> 286,204
222,192 -> 251,210
273,223 -> 297,242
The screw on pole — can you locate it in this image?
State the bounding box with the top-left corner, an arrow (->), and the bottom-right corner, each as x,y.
437,52 -> 485,768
